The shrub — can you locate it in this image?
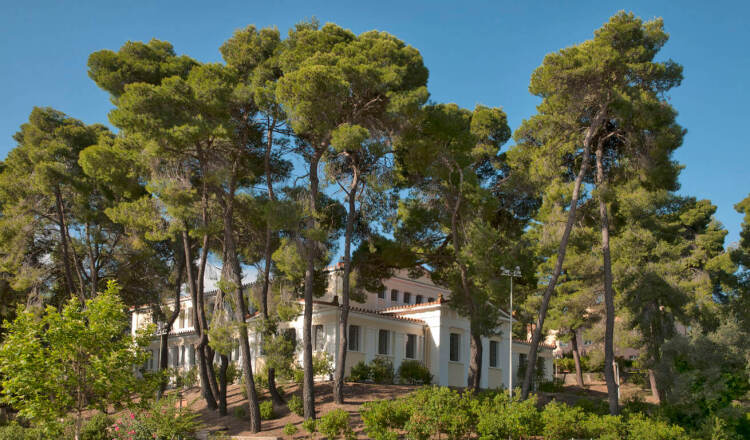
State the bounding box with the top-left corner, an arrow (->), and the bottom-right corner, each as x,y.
233,405 -> 246,419
313,351 -> 334,377
283,422 -> 298,437
259,400 -> 275,420
360,398 -> 411,440
318,409 -> 354,440
292,367 -> 305,384
0,422 -> 46,440
397,360 -> 432,385
225,362 -> 241,385
180,366 -> 198,389
574,396 -> 610,415
537,378 -> 564,393
475,392 -> 542,440
370,356 -> 394,384
581,414 -> 624,440
404,386 -> 475,440
111,395 -> 202,440
287,394 -> 304,416
626,413 -> 688,440
348,360 -> 371,382
80,412 -> 112,440
541,401 -> 587,440
301,418 -> 317,439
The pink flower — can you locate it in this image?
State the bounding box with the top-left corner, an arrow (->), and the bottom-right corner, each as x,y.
130,413 -> 135,419
115,426 -> 120,431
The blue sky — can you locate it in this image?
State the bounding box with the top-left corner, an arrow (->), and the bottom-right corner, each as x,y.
1,0 -> 747,244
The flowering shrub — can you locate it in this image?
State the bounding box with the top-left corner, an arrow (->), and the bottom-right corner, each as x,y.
110,395 -> 201,440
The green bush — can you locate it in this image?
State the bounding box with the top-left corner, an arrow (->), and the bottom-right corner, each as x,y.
404,386 -> 475,440
541,401 -> 588,440
301,418 -> 317,438
80,412 -> 112,440
287,394 -> 304,416
397,360 -> 432,385
360,398 -> 411,440
318,408 -> 354,440
475,392 -> 542,440
581,414 -> 624,440
0,422 -> 46,440
313,351 -> 334,377
348,360 -> 371,382
574,396 -> 610,415
370,356 -> 394,384
283,422 -> 298,437
259,400 -> 275,420
233,405 -> 246,419
626,413 -> 688,440
538,378 -> 564,393
180,366 -> 198,389
110,395 -> 202,440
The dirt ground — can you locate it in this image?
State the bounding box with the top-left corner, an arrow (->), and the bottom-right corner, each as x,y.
183,380 -> 656,438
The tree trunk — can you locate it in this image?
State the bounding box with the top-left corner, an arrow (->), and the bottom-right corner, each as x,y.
571,331 -> 584,388
521,110 -> 604,400
182,230 -> 218,410
468,330 -> 483,391
648,369 -> 660,402
54,186 -> 80,301
221,185 -> 261,432
334,173 -> 358,404
218,354 -> 229,416
302,151 -> 322,419
595,142 -> 619,415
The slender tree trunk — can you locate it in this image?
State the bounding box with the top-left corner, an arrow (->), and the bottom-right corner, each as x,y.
157,255 -> 184,398
648,369 -> 660,402
521,109 -> 605,400
261,126 -> 285,406
595,142 -> 619,415
302,151 -> 322,419
468,330 -> 483,390
182,230 -> 218,410
218,354 -> 229,416
334,180 -> 357,403
571,330 -> 584,388
221,181 -> 261,432
54,186 -> 80,301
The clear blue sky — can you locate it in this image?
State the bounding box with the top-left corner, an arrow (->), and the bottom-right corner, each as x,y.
1,0 -> 747,244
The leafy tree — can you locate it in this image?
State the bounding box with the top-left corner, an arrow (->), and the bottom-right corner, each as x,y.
0,281 -> 154,440
511,12 -> 684,412
729,194 -> 750,331
0,107 -> 119,304
275,20 -> 428,414
395,103 -> 518,391
87,40 -> 223,411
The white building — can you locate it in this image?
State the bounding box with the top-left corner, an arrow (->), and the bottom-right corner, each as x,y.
131,264 -> 554,389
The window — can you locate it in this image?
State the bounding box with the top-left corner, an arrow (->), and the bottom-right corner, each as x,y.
518,353 -> 527,370
406,334 -> 417,359
391,289 -> 399,302
314,325 -> 325,351
428,297 -> 434,303
584,339 -> 592,346
186,307 -> 193,328
378,329 -> 390,355
403,292 -> 411,304
449,333 -> 460,362
188,345 -> 196,366
378,288 -> 385,299
416,295 -> 423,304
348,325 -> 360,351
489,340 -> 499,367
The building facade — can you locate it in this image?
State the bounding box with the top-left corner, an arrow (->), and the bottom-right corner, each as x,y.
131,265 -> 554,389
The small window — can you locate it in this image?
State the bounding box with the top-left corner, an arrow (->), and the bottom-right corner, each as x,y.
406,334 -> 417,359
378,329 -> 390,355
489,340 -> 498,367
348,325 -> 360,351
449,333 -> 460,362
428,297 -> 434,303
403,292 -> 411,304
284,328 -> 297,351
391,289 -> 399,302
314,325 -> 325,351
518,353 -> 527,370
378,288 -> 385,299
584,340 -> 592,346
416,295 -> 423,304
